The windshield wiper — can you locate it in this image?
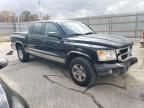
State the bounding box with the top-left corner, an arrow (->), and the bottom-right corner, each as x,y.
69,32 -> 95,36
84,32 -> 95,35
69,33 -> 83,36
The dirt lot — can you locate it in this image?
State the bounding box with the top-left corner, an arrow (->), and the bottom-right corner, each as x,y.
0,42 -> 144,108
0,36 -> 10,43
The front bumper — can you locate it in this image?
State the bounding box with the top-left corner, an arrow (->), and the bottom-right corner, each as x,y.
94,57 -> 138,76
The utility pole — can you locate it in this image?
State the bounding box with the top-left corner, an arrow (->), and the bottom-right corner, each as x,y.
38,0 -> 42,20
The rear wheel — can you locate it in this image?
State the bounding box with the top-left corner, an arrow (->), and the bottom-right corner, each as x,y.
69,57 -> 97,87
17,46 -> 29,62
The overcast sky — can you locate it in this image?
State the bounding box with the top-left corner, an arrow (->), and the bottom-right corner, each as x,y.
0,0 -> 144,18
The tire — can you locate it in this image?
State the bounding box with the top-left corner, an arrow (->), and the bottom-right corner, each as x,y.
69,57 -> 97,87
17,46 -> 29,62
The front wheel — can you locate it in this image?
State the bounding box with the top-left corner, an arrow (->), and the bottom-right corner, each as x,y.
69,57 -> 97,87
17,46 -> 29,62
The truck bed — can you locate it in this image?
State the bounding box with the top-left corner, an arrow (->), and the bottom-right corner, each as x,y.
11,32 -> 28,49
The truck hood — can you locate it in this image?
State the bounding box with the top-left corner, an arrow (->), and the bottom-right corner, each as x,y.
66,33 -> 133,49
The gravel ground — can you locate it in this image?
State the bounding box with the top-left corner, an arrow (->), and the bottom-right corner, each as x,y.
0,42 -> 144,108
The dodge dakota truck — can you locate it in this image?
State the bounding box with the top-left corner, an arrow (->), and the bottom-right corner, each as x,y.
11,20 -> 137,87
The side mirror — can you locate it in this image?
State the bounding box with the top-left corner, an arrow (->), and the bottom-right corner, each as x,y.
45,32 -> 62,39
0,58 -> 8,70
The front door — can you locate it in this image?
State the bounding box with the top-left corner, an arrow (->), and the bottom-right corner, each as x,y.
41,22 -> 66,63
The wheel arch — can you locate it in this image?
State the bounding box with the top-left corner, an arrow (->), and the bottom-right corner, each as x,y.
15,41 -> 24,50
65,51 -> 92,68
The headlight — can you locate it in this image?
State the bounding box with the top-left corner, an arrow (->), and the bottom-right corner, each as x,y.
97,50 -> 117,61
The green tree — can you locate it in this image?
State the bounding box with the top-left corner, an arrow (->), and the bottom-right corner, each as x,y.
20,11 -> 31,22
30,14 -> 39,21
20,10 -> 39,22
43,14 -> 50,20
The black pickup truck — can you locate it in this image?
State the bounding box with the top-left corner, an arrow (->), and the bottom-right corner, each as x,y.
11,20 -> 137,86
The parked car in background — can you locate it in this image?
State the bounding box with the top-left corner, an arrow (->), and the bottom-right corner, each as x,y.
11,20 -> 137,87
0,58 -> 29,108
0,58 -> 8,69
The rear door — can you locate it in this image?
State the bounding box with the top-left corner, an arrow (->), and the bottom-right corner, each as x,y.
27,22 -> 43,52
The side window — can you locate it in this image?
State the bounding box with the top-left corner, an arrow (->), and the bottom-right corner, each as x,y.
44,23 -> 59,33
32,23 -> 42,35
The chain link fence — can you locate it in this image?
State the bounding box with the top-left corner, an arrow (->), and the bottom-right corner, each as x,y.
0,12 -> 144,38
73,13 -> 144,38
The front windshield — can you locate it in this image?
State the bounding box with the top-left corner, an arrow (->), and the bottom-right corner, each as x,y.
59,21 -> 95,36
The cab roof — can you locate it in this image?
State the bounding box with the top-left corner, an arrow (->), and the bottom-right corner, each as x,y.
32,19 -> 78,23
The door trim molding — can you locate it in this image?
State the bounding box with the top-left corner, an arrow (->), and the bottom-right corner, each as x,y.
27,48 -> 65,63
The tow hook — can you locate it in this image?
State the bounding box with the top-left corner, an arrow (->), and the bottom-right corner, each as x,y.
131,57 -> 138,66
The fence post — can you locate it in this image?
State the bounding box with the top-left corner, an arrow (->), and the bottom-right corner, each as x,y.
19,22 -> 21,32
135,13 -> 138,39
109,15 -> 112,35
12,22 -> 16,32
87,17 -> 90,27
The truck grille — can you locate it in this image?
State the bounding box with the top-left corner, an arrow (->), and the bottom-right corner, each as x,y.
116,46 -> 132,61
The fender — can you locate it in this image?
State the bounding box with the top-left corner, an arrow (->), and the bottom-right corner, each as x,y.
15,41 -> 29,53
67,51 -> 91,60
65,51 -> 92,68
15,41 -> 25,49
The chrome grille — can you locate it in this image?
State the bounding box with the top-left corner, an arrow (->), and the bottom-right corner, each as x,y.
116,46 -> 132,61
